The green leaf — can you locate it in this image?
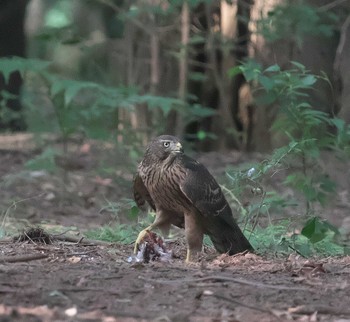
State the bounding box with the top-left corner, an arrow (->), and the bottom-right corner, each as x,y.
290,61 -> 306,71
301,217 -> 339,243
258,75 -> 275,90
64,81 -> 97,106
255,92 -> 278,105
293,241 -> 312,257
227,66 -> 242,78
0,57 -> 50,83
189,104 -> 216,117
264,64 -> 280,73
301,75 -> 317,86
50,80 -> 65,97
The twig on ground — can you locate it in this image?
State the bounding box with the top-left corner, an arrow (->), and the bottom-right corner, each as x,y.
0,253 -> 48,263
66,250 -> 97,257
52,229 -> 77,237
23,231 -> 37,245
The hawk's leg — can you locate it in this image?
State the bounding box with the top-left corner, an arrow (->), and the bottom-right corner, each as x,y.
133,211 -> 171,253
184,212 -> 204,262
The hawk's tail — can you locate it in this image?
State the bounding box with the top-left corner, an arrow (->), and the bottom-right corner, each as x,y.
207,218 -> 253,255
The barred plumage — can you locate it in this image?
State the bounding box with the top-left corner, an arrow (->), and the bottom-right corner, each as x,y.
133,135 -> 253,262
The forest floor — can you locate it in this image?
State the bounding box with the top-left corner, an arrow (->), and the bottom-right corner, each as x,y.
0,134 -> 350,322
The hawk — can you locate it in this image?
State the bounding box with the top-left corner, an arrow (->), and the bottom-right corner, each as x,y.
133,135 -> 253,262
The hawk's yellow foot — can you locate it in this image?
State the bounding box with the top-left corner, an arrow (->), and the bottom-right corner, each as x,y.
133,226 -> 153,253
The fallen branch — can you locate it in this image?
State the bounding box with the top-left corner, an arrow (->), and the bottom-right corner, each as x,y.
0,253 -> 48,263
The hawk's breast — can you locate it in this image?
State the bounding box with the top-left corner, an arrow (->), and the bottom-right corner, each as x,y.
140,160 -> 191,213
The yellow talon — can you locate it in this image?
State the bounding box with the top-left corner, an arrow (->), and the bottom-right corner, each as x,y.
134,226 -> 153,253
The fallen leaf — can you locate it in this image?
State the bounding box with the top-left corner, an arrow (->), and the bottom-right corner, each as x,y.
68,256 -> 81,263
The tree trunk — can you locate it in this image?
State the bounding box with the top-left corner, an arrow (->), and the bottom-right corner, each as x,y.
335,13 -> 350,122
166,1 -> 190,136
0,0 -> 28,131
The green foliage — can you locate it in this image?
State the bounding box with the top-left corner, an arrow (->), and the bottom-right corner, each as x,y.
100,198 -> 140,222
230,61 -> 343,212
301,217 -> 339,243
227,59 -> 350,257
86,198 -> 155,243
249,219 -> 344,257
224,128 -> 345,257
85,223 -> 139,243
257,2 -> 338,47
0,56 -> 213,144
0,57 -> 50,84
24,147 -> 57,172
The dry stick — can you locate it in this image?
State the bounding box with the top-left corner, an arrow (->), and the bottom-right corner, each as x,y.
52,229 -> 77,237
23,231 -> 38,245
53,235 -> 112,246
0,253 -> 48,263
140,275 -> 312,292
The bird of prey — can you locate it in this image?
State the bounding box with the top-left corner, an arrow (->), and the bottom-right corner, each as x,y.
133,135 -> 253,262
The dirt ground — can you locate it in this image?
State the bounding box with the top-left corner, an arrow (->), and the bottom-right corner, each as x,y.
1,135 -> 350,322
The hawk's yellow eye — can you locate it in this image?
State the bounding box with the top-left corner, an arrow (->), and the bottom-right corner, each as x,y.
163,141 -> 170,148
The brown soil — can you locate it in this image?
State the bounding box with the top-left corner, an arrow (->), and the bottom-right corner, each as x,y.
1,135 -> 350,322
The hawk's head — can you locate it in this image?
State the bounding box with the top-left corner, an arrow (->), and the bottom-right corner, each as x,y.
146,135 -> 184,161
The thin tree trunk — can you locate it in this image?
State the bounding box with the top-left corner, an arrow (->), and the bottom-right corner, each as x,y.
205,2 -> 238,150
166,1 -> 190,136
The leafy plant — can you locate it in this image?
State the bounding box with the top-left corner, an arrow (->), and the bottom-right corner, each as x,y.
230,61 -> 341,214
0,56 -> 216,173
248,219 -> 344,257
226,60 -> 350,256
301,216 -> 339,244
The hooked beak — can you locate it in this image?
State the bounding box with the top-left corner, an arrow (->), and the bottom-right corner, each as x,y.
172,142 -> 183,153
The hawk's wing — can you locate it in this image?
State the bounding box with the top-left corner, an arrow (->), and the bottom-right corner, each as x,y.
133,173 -> 156,211
178,155 -> 253,255
178,156 -> 229,218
